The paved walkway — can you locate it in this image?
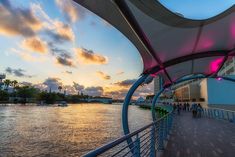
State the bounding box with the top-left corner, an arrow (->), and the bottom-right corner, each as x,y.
163,112 -> 235,157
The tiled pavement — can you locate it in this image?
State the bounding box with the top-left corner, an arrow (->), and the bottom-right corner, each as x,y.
163,112 -> 235,157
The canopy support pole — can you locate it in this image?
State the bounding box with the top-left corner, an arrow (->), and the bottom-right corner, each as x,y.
122,74 -> 149,141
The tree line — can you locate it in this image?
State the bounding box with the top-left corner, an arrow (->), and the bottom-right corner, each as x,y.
0,79 -> 90,104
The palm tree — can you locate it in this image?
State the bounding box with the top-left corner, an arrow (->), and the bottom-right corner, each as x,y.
58,86 -> 62,93
11,80 -> 18,89
3,79 -> 11,91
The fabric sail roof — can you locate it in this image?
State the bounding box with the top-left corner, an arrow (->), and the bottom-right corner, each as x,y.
74,0 -> 235,85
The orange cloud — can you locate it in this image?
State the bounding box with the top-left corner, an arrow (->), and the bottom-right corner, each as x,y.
56,56 -> 75,67
53,21 -> 75,42
75,48 -> 108,65
10,48 -> 48,62
22,37 -> 48,53
32,3 -> 75,42
55,0 -> 79,23
0,0 -> 42,37
96,71 -> 111,80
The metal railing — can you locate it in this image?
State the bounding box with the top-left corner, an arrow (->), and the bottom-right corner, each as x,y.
83,107 -> 174,157
202,108 -> 235,123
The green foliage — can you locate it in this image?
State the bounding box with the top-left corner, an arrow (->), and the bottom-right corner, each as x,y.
37,92 -> 64,104
16,86 -> 39,99
3,79 -> 11,90
0,90 -> 9,101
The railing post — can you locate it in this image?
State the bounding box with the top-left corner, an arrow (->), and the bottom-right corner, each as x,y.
167,115 -> 170,135
213,109 -> 216,118
204,108 -> 207,117
150,125 -> 156,157
232,112 -> 235,123
226,111 -> 230,121
133,134 -> 140,157
163,117 -> 167,140
158,119 -> 164,151
221,110 -> 225,119
216,110 -> 219,119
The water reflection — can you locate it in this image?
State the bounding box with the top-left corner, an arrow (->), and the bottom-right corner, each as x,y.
0,103 -> 151,156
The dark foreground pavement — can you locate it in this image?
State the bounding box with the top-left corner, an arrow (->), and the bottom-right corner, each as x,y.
163,112 -> 235,157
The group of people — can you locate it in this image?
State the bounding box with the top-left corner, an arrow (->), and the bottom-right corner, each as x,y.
191,103 -> 203,118
172,102 -> 203,118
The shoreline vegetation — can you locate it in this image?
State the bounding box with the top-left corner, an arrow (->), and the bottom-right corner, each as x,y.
0,79 -> 116,105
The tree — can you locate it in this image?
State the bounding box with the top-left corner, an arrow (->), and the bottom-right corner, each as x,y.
11,80 -> 18,89
37,92 -> 59,104
11,80 -> 18,92
58,86 -> 62,93
16,86 -> 39,103
3,79 -> 11,91
0,90 -> 9,101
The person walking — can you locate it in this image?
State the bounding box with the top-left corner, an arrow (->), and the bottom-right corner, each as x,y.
191,103 -> 197,118
186,102 -> 190,111
177,103 -> 181,115
197,103 -> 203,118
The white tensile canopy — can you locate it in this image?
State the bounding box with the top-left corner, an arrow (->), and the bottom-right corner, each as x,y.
74,0 -> 235,85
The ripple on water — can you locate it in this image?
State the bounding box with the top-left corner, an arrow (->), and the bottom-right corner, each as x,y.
0,103 -> 151,156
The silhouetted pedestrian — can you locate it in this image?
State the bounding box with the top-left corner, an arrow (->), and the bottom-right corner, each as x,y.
177,103 -> 181,115
197,103 -> 203,118
191,103 -> 197,118
186,103 -> 190,111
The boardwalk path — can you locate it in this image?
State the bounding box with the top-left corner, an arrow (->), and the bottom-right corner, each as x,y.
163,112 -> 235,157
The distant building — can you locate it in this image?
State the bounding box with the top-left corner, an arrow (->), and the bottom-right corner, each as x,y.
200,76 -> 235,105
87,96 -> 112,104
154,76 -> 162,95
174,81 -> 200,101
0,73 -> 6,90
135,97 -> 145,105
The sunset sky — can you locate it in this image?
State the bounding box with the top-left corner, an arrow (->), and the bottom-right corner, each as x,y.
0,0 -> 234,98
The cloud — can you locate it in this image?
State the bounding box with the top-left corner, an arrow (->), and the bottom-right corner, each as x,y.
73,82 -> 84,91
65,71 -> 72,74
75,48 -> 108,65
104,89 -> 128,99
22,36 -> 48,53
114,79 -> 137,87
134,83 -> 154,98
10,48 -> 48,62
5,67 -> 33,78
96,71 -> 111,80
0,0 -> 42,37
48,42 -> 75,67
43,77 -> 62,92
83,86 -> 103,96
32,3 -> 75,43
46,21 -> 75,42
116,71 -> 124,75
103,81 -> 154,99
55,0 -> 86,23
56,56 -> 74,67
20,81 -> 32,87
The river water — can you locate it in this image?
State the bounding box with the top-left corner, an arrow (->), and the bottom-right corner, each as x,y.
0,103 -> 151,157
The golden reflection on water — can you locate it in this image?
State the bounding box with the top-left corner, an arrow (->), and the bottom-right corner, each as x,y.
0,103 -> 151,156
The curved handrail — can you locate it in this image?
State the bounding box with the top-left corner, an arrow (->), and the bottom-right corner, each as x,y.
203,107 -> 235,123
83,106 -> 174,157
